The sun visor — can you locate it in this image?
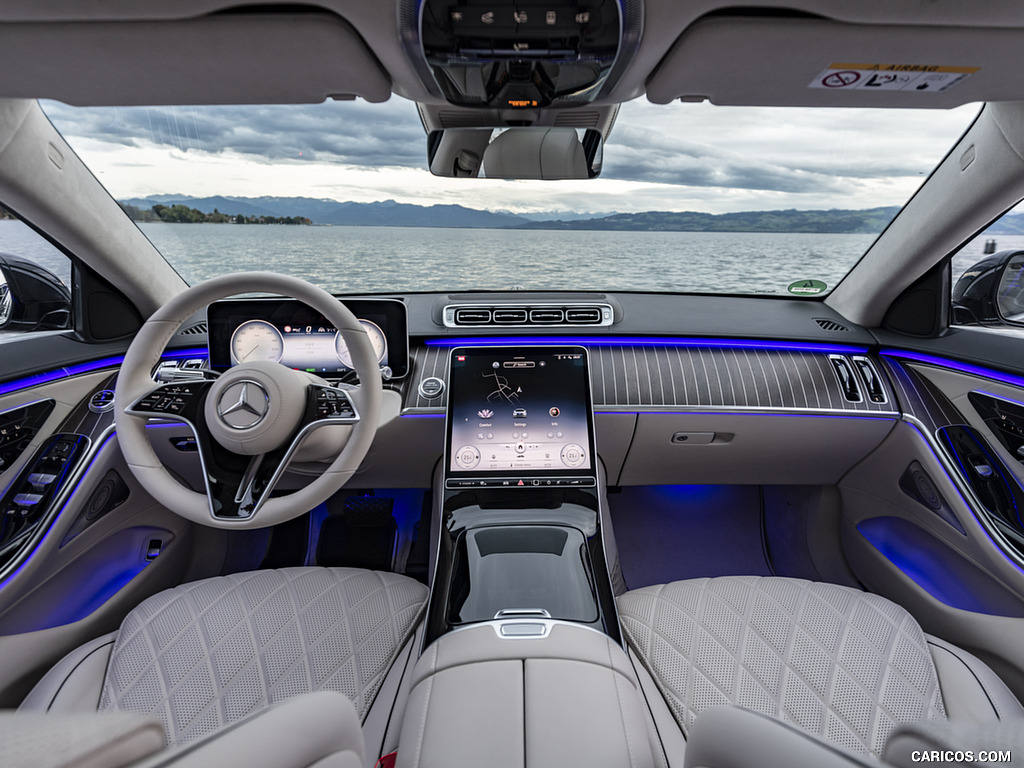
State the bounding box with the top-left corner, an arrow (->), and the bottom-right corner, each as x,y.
647,15 -> 1024,108
0,13 -> 391,105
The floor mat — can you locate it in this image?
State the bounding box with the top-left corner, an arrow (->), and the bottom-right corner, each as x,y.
608,485 -> 772,590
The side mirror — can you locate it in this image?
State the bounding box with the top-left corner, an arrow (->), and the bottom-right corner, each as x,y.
428,127 -> 603,179
0,253 -> 71,331
995,251 -> 1024,323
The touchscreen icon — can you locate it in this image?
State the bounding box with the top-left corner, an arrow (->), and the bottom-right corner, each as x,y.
512,407 -> 528,418
478,409 -> 494,419
549,407 -> 560,417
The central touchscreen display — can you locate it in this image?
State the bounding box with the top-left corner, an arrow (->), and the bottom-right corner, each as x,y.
445,346 -> 596,487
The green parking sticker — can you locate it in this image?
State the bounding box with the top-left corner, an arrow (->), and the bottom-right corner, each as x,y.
788,279 -> 827,296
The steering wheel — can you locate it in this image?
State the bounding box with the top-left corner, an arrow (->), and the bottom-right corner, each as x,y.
114,272 -> 382,528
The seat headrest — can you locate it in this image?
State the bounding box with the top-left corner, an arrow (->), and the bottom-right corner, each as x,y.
482,128 -> 588,180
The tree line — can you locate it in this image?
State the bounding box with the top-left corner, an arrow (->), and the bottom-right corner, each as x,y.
119,203 -> 311,226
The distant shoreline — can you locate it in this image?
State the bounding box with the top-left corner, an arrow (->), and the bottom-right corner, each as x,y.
120,196 -> 1024,235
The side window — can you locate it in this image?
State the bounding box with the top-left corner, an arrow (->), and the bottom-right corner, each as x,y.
951,202 -> 1024,328
0,206 -> 72,334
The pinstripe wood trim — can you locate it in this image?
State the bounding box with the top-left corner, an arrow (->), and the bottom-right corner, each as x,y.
881,358 -> 964,433
404,345 -> 897,413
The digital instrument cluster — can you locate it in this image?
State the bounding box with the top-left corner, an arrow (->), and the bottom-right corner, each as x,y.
207,298 -> 408,377
444,346 -> 597,489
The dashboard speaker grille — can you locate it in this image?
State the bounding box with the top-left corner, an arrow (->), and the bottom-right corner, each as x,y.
814,318 -> 850,332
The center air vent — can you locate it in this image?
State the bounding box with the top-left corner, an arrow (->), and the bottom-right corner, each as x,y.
493,308 -> 528,324
453,307 -> 492,324
530,308 -> 564,323
444,303 -> 613,328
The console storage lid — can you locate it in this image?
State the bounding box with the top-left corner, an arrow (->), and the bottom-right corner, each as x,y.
396,621 -> 657,768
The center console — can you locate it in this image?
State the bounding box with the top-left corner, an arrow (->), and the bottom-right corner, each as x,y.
425,345 -> 619,645
401,347 -> 654,766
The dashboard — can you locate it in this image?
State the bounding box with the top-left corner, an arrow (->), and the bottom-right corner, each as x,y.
206,297 -> 408,378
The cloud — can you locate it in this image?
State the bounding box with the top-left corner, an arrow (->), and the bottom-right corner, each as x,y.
43,99 -> 428,167
603,99 -> 979,192
40,98 -> 981,214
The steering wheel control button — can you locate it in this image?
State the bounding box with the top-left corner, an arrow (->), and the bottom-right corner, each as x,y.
217,380 -> 270,429
418,377 -> 445,399
315,388 -> 356,419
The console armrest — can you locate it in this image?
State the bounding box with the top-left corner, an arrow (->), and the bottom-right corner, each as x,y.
142,691 -> 364,768
0,710 -> 164,768
397,622 -> 658,768
684,707 -> 874,768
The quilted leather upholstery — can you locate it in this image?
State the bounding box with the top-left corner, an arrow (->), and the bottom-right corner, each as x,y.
617,576 -> 946,759
98,568 -> 427,745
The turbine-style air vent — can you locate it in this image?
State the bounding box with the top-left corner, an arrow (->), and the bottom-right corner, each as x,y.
814,318 -> 850,332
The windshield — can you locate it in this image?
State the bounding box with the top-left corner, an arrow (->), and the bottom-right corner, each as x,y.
41,99 -> 978,297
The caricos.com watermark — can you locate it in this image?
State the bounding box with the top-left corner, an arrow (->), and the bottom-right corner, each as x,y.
910,751 -> 1012,763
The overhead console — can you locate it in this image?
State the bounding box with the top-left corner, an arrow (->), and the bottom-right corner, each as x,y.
410,0 -> 642,109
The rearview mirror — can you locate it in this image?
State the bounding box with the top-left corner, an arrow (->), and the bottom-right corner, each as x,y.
428,127 -> 603,179
0,253 -> 72,332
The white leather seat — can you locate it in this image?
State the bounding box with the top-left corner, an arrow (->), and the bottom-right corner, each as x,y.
617,576 -> 1024,762
20,567 -> 428,746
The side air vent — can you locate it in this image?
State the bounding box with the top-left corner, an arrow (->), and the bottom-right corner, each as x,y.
530,308 -> 564,324
814,318 -> 850,332
443,303 -> 613,328
851,356 -> 887,404
453,307 -> 492,325
176,322 -> 208,336
828,355 -> 862,403
492,309 -> 528,324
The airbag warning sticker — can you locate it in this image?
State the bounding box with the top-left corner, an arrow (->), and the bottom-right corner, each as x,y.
808,63 -> 979,92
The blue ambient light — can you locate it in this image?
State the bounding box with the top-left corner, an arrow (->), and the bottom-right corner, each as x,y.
426,337 -> 868,355
0,348 -> 207,397
882,349 -> 1024,390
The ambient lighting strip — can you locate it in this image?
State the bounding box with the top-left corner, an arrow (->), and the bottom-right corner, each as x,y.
425,337 -> 869,355
902,419 -> 1024,579
882,349 -> 1024,391
0,348 -> 207,397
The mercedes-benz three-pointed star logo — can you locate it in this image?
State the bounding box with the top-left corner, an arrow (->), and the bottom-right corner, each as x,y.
217,380 -> 270,429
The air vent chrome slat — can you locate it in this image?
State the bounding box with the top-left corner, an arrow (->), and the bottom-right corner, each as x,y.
493,309 -> 528,324
453,308 -> 492,324
564,308 -> 602,324
529,309 -> 564,323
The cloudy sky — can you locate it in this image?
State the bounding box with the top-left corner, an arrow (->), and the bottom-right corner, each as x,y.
42,98 -> 980,215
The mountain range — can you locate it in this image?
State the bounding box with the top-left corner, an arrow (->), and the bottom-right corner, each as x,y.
119,195 -> 1024,235
121,195 -> 529,228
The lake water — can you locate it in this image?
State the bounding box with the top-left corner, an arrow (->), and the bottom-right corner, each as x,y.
3,219 -> 1022,297
139,224 -> 877,296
